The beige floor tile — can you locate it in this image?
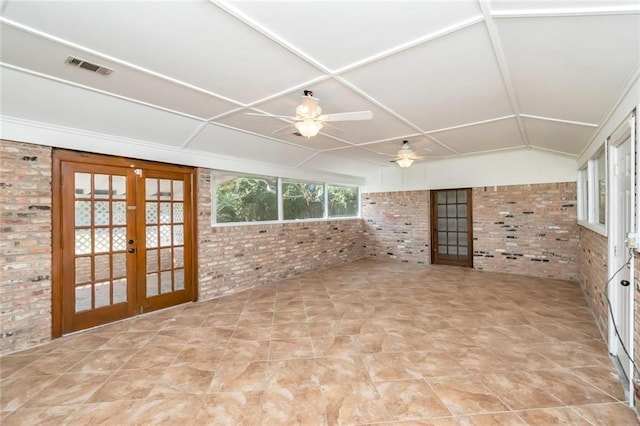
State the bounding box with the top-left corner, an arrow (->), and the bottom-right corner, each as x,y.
320,381 -> 391,425
428,375 -> 509,416
516,407 -> 592,425
110,396 -> 204,424
68,348 -> 138,373
261,385 -> 326,425
266,358 -> 318,388
0,354 -> 40,380
479,372 -> 564,410
121,345 -> 179,369
10,351 -> 91,377
269,338 -> 314,360
457,412 -> 527,425
88,368 -> 165,402
195,391 -> 264,425
0,374 -> 58,411
148,365 -> 215,397
376,379 -> 452,420
61,400 -> 137,425
363,352 -> 422,382
0,405 -> 78,426
534,369 -> 616,406
222,337 -> 270,362
315,355 -> 370,385
209,361 -> 268,392
24,372 -> 111,407
0,260 -> 630,425
567,366 -> 627,401
272,321 -> 311,339
571,402 -> 640,425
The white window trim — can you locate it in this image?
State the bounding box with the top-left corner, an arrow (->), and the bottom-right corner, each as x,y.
578,144 -> 607,236
211,173 -> 361,227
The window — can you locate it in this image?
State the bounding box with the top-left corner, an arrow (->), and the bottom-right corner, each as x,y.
578,146 -> 607,234
214,174 -> 278,223
283,181 -> 324,220
328,185 -> 359,217
577,168 -> 588,221
595,150 -> 606,226
212,173 -> 359,225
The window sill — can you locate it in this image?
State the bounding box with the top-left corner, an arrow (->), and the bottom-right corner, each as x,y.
211,216 -> 361,228
578,220 -> 607,237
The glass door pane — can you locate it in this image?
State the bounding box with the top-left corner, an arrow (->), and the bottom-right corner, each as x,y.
73,171 -> 129,312
431,188 -> 472,267
142,174 -> 188,306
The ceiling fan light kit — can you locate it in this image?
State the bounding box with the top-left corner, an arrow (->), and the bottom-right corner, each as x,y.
393,140 -> 423,168
246,90 -> 373,139
396,157 -> 414,168
295,118 -> 323,138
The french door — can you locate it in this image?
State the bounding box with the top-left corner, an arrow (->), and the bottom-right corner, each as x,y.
52,150 -> 196,336
430,188 -> 473,267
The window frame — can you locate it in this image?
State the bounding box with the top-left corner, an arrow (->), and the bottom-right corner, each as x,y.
211,172 -> 360,226
578,144 -> 607,236
212,172 -> 279,224
327,184 -> 360,218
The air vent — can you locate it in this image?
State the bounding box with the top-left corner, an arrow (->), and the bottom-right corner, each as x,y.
65,56 -> 113,76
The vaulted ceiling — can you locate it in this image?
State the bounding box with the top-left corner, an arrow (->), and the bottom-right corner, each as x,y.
1,1 -> 639,178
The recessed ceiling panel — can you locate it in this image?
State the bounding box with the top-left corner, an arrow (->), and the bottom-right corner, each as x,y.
489,0 -> 639,12
523,117 -> 597,155
250,79 -> 419,144
1,1 -> 323,104
342,23 -> 513,131
303,152 -> 386,177
187,123 -> 314,167
1,67 -> 202,146
0,24 -> 238,120
224,0 -> 482,71
496,15 -> 640,123
430,118 -> 526,154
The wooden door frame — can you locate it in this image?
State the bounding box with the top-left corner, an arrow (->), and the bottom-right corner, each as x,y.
52,149 -> 198,338
429,188 -> 473,267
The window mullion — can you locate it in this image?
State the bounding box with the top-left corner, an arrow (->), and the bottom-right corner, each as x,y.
323,183 -> 328,219
277,177 -> 283,221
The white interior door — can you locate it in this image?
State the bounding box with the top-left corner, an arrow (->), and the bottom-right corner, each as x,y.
609,133 -> 633,395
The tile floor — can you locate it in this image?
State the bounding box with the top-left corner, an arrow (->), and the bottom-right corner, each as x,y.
1,259 -> 639,425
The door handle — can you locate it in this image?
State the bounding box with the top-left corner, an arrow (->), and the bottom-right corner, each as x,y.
128,248 -> 135,254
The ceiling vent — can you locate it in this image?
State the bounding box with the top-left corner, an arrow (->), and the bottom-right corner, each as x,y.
65,56 -> 113,76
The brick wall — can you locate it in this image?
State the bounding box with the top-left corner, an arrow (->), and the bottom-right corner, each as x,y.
197,169 -> 365,300
473,182 -> 579,281
361,191 -> 430,264
0,140 -> 53,354
362,182 -> 579,281
578,226 -> 608,336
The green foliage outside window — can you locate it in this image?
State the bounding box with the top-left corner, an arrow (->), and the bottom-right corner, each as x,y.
328,185 -> 358,217
216,176 -> 277,223
283,182 -> 324,220
214,174 -> 359,223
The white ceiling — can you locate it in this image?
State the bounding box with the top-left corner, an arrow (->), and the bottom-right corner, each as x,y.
1,0 -> 639,179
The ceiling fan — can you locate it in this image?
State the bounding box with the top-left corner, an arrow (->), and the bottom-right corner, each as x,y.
246,90 -> 373,138
391,140 -> 424,168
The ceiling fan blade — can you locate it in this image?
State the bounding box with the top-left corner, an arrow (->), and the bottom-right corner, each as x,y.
319,111 -> 373,122
245,112 -> 297,120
